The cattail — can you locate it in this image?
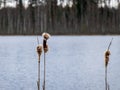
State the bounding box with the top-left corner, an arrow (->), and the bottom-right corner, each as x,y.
42,32 -> 51,90
37,45 -> 42,58
37,45 -> 42,90
104,50 -> 110,90
105,50 -> 110,67
44,44 -> 49,53
104,38 -> 113,90
42,32 -> 51,40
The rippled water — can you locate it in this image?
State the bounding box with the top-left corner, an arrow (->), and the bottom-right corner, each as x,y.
0,36 -> 120,90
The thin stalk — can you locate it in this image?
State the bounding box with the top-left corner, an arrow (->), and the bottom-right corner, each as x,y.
105,67 -> 107,90
105,38 -> 113,90
43,52 -> 46,90
37,36 -> 39,45
37,56 -> 40,90
108,84 -> 110,90
107,38 -> 113,51
105,67 -> 110,90
36,37 -> 42,90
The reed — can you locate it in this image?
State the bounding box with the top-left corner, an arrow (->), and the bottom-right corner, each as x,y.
36,37 -> 42,90
105,50 -> 110,90
104,38 -> 113,90
42,33 -> 50,90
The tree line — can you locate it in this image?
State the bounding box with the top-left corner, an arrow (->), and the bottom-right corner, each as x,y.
0,0 -> 120,35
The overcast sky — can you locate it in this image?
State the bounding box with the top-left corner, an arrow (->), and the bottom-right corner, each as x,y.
98,0 -> 120,8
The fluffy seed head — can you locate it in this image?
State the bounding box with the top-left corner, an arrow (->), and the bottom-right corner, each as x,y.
105,50 -> 110,57
37,45 -> 42,55
42,32 -> 51,40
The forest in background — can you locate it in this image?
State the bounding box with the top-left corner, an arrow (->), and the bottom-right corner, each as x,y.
0,0 -> 120,35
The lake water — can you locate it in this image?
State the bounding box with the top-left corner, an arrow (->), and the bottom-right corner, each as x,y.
0,36 -> 120,90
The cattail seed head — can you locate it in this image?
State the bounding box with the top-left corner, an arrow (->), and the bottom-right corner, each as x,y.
105,50 -> 111,67
37,45 -> 42,56
44,44 -> 49,53
42,32 -> 51,40
105,50 -> 110,56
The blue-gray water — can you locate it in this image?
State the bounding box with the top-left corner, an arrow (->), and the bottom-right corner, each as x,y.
0,36 -> 120,90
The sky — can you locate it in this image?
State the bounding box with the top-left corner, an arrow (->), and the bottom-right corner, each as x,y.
1,0 -> 120,9
0,0 -> 28,8
98,0 -> 120,8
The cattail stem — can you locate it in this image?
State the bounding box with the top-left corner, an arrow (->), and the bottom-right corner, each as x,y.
37,56 -> 41,90
105,67 -> 107,90
108,84 -> 110,90
104,38 -> 112,90
36,38 -> 42,90
43,52 -> 46,90
105,67 -> 110,90
42,32 -> 50,90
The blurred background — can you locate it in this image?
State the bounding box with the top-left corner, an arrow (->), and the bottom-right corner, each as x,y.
0,0 -> 120,35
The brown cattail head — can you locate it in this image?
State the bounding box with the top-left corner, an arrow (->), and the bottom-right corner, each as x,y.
44,44 -> 49,53
37,45 -> 42,56
105,50 -> 111,67
42,32 -> 50,53
105,50 -> 110,56
43,39 -> 47,49
42,32 -> 51,40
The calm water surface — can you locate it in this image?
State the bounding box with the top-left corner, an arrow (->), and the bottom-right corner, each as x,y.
0,36 -> 120,90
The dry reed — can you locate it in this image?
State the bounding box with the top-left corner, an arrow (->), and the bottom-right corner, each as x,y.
104,38 -> 113,90
42,32 -> 50,90
36,37 -> 42,90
